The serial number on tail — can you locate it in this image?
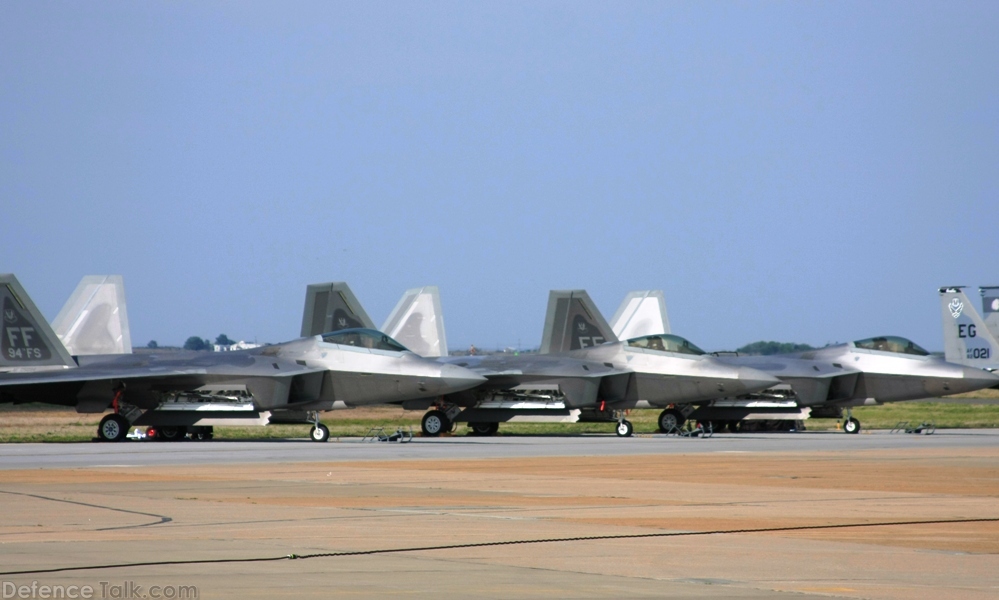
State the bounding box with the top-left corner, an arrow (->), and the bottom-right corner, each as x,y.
967,348 -> 991,359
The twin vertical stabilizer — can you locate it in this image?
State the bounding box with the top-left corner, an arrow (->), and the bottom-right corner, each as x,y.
300,282 -> 376,337
610,290 -> 670,340
53,275 -> 132,355
539,290 -> 617,354
381,286 -> 448,357
939,286 -> 999,369
0,274 -> 76,370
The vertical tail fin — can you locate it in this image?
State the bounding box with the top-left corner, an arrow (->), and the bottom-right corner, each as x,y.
0,274 -> 76,369
300,282 -> 375,337
979,286 -> 999,341
52,275 -> 132,355
610,290 -> 670,340
939,286 -> 999,369
381,286 -> 448,357
539,290 -> 617,354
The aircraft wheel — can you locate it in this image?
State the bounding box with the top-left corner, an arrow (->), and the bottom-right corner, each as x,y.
310,424 -> 330,442
98,414 -> 129,442
616,420 -> 634,437
469,422 -> 497,436
658,409 -> 685,432
157,426 -> 186,442
844,417 -> 861,434
422,410 -> 450,437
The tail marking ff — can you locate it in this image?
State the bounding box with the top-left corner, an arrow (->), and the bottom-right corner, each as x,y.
540,290 -> 617,354
1,274 -> 75,369
301,283 -> 375,337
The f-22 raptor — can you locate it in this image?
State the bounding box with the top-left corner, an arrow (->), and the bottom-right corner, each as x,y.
0,274 -> 485,442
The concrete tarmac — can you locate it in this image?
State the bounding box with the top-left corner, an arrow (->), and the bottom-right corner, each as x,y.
1,431 -> 998,599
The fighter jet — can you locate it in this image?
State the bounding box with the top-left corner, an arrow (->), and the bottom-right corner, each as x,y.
939,286 -> 999,370
302,284 -> 779,436
0,274 -> 485,442
540,290 -> 781,434
605,288 -> 999,433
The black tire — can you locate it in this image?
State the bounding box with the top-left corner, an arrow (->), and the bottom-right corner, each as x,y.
469,422 -> 497,436
97,414 -> 129,442
616,420 -> 634,437
157,426 -> 186,442
422,410 -> 450,437
844,417 -> 861,434
658,409 -> 685,433
310,424 -> 330,442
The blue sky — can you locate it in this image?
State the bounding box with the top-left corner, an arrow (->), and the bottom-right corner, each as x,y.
1,1 -> 997,351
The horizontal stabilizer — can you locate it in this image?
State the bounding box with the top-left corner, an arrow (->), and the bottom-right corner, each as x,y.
53,275 -> 132,355
540,290 -> 617,354
301,282 -> 375,337
0,274 -> 76,370
610,290 -> 670,340
381,286 -> 448,357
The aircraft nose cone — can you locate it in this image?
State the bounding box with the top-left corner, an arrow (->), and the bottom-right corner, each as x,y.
438,363 -> 487,394
737,367 -> 781,394
959,366 -> 999,392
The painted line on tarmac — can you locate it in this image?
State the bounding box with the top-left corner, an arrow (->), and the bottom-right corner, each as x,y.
4,516 -> 999,576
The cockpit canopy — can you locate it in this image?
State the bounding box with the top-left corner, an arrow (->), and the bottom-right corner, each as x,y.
321,328 -> 409,353
853,336 -> 929,356
627,334 -> 706,356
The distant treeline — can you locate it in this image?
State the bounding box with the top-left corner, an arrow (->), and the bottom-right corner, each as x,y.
735,341 -> 815,355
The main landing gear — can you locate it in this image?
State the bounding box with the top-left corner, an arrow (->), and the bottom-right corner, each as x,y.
468,422 -> 500,436
657,408 -> 686,433
421,410 -> 451,436
97,414 -> 130,442
97,386 -> 132,442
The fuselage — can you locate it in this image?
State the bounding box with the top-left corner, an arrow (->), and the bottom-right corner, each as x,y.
716,337 -> 999,406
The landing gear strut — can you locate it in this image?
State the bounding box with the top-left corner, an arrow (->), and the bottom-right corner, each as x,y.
309,411 -> 330,442
97,386 -> 130,442
843,410 -> 861,434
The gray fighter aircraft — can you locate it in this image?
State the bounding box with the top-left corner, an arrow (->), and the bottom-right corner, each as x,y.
0,274 -> 485,442
540,290 -> 783,433
303,284 -> 780,436
605,287 -> 999,433
939,286 -> 999,370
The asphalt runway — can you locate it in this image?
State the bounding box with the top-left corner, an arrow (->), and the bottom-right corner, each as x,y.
2,429 -> 997,470
2,431 -> 998,599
